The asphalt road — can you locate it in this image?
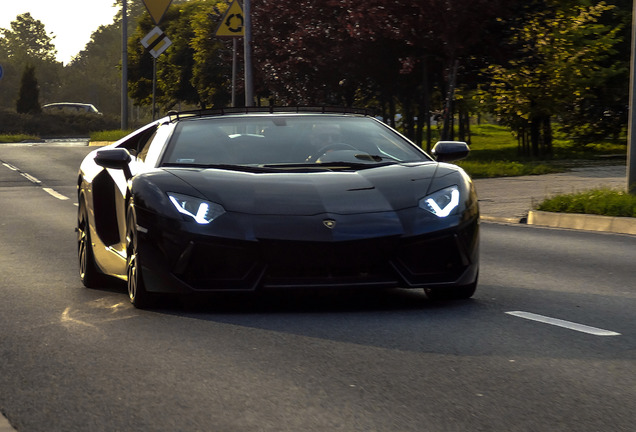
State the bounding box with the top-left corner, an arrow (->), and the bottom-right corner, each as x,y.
1,144 -> 635,431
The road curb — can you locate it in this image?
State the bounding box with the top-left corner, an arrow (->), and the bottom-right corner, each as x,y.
0,413 -> 16,432
480,215 -> 523,224
527,210 -> 636,235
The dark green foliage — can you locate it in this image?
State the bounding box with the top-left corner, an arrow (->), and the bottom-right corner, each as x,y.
16,65 -> 41,114
0,0 -> 632,147
0,108 -> 119,137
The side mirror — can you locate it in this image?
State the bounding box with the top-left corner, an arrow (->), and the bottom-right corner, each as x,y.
94,148 -> 133,179
431,141 -> 470,162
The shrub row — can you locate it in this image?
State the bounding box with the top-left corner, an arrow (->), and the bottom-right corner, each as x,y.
0,108 -> 119,138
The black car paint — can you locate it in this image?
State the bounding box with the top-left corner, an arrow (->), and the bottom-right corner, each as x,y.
78,112 -> 479,305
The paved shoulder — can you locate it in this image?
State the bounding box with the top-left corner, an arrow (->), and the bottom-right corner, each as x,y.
475,165 -> 627,221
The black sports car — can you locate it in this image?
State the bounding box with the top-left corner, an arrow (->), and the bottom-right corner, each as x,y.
77,107 -> 479,308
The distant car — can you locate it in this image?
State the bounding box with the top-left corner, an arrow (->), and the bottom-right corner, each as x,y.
77,107 -> 479,308
43,102 -> 102,115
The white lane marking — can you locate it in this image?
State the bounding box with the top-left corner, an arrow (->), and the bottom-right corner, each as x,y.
43,187 -> 69,201
2,161 -> 41,184
506,311 -> 621,336
20,172 -> 41,184
2,161 -> 69,200
0,413 -> 17,431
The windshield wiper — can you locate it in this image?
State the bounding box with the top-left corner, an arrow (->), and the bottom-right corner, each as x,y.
355,154 -> 400,163
163,162 -> 283,173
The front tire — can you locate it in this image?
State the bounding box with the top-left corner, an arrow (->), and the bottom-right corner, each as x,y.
77,199 -> 105,287
126,204 -> 154,308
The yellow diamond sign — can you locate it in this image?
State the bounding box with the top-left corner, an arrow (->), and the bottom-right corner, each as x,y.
215,0 -> 245,37
143,0 -> 173,25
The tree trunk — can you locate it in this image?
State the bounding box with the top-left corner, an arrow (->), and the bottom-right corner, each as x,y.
442,59 -> 459,141
542,116 -> 553,157
422,57 -> 432,152
530,118 -> 541,158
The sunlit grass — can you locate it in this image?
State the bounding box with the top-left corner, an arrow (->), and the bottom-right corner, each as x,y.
0,134 -> 40,143
536,188 -> 636,218
90,130 -> 133,142
457,160 -> 560,178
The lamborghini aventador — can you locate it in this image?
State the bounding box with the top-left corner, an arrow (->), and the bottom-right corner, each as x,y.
77,107 -> 479,308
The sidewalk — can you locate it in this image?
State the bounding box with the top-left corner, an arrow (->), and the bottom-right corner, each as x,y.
473,164 -> 636,235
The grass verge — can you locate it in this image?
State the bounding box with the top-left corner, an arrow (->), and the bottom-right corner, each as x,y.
536,188 -> 636,218
0,134 -> 40,143
90,130 -> 133,142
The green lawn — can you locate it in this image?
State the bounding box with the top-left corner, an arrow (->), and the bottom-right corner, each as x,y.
455,124 -> 632,217
456,124 -> 626,179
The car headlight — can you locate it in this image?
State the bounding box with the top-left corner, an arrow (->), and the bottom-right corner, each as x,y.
419,185 -> 460,218
167,192 -> 225,224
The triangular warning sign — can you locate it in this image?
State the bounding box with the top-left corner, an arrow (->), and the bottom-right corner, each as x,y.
215,0 -> 245,37
143,0 -> 173,25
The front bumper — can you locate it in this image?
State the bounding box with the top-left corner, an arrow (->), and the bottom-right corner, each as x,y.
135,207 -> 479,295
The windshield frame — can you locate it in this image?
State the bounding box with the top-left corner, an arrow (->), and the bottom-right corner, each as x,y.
159,114 -> 433,169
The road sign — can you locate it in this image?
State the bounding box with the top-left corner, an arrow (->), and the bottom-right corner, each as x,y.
142,0 -> 172,25
141,27 -> 172,58
215,0 -> 245,37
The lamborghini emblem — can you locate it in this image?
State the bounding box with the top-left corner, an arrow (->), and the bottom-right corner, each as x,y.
323,219 -> 336,229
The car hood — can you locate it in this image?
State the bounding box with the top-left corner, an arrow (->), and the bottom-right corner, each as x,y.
166,163 -> 454,216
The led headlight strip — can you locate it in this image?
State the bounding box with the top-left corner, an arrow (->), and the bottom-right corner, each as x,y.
167,192 -> 225,224
419,185 -> 460,218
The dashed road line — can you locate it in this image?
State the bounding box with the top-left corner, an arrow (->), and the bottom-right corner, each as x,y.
506,311 -> 621,336
2,161 -> 69,200
43,187 -> 70,201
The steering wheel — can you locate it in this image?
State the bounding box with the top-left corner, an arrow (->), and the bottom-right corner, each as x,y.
306,143 -> 357,162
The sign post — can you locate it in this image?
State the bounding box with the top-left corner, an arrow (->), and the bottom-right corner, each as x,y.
215,0 -> 245,107
121,0 -> 128,130
243,0 -> 254,106
629,0 -> 636,194
141,0 -> 173,120
141,27 -> 172,120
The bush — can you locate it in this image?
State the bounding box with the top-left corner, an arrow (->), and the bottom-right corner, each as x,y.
0,108 -> 119,137
536,188 -> 636,218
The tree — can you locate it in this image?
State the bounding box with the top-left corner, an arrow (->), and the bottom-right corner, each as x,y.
127,0 -> 231,111
62,23 -> 124,115
0,13 -> 62,110
252,0 -> 509,147
481,1 -> 624,156
16,64 -> 41,114
0,12 -> 57,62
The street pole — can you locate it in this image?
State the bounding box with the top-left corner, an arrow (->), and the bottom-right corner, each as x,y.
243,0 -> 254,106
232,38 -> 237,107
627,0 -> 636,194
121,0 -> 129,130
152,57 -> 157,121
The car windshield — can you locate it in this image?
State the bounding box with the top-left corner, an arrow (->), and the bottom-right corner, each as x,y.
161,114 -> 431,168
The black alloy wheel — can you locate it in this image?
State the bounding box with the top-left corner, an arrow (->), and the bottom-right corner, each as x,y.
126,204 -> 153,308
77,199 -> 104,287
